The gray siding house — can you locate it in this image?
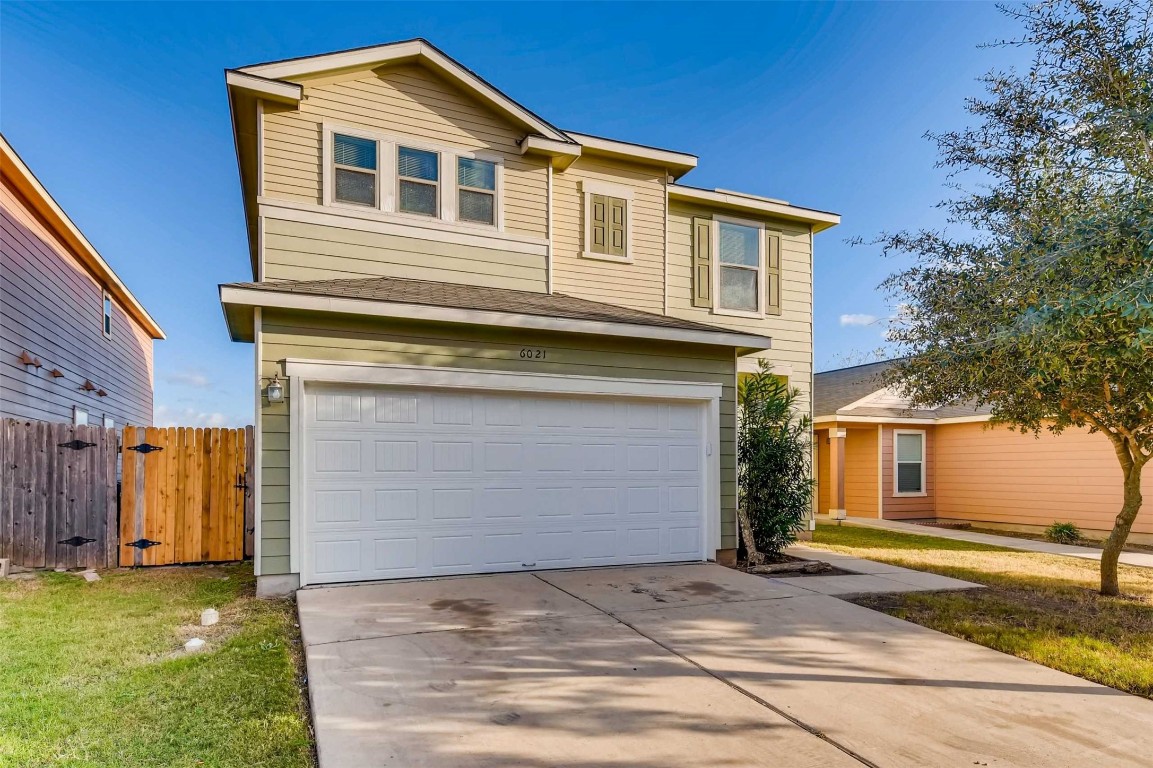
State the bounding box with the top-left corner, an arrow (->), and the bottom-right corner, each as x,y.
1,135 -> 164,427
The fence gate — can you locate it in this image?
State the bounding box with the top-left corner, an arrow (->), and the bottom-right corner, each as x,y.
0,419 -> 119,569
119,426 -> 253,566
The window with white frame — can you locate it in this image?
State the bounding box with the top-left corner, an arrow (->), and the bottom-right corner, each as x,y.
103,414 -> 114,429
332,134 -> 379,207
894,430 -> 926,494
73,406 -> 88,426
102,291 -> 113,338
717,220 -> 762,313
457,157 -> 496,225
397,146 -> 439,216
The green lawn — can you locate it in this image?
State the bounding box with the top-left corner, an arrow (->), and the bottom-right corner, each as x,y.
808,523 -> 1153,698
0,563 -> 314,768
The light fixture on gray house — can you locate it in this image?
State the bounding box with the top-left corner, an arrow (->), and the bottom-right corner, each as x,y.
265,373 -> 285,404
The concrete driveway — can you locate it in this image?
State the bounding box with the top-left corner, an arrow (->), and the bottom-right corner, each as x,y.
297,563 -> 1153,768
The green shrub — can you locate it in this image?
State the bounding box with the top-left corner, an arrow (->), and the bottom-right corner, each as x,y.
737,361 -> 814,560
1046,522 -> 1082,545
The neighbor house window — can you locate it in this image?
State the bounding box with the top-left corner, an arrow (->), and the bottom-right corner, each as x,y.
103,415 -> 114,429
457,157 -> 496,225
332,133 -> 378,206
894,430 -> 926,494
102,291 -> 112,337
397,146 -> 439,216
717,220 -> 762,313
73,406 -> 88,426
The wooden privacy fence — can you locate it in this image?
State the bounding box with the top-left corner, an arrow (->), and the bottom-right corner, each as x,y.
0,419 -> 119,569
119,426 -> 254,567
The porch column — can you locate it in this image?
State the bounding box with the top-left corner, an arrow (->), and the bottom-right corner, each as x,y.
829,428 -> 847,519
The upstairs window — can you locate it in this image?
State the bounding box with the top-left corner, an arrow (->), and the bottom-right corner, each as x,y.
398,147 -> 439,216
894,431 -> 926,494
102,291 -> 113,337
717,220 -> 762,313
457,157 -> 496,225
332,134 -> 378,206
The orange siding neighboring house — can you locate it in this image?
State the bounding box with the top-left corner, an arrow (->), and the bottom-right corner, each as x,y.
880,425 -> 936,519
845,427 -> 879,517
934,422 -> 1153,537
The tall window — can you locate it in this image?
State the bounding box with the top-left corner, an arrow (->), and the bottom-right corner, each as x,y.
717,221 -> 761,312
894,431 -> 926,494
333,134 -> 378,206
397,146 -> 439,216
73,406 -> 88,426
102,291 -> 112,337
457,157 -> 496,225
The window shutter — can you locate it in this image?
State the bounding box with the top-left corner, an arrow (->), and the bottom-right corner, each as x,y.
590,194 -> 608,254
608,197 -> 627,257
765,232 -> 782,315
692,217 -> 713,308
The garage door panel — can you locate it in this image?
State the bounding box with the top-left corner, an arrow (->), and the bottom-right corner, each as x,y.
304,386 -> 707,584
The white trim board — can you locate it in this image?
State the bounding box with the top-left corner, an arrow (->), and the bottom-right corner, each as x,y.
220,285 -> 774,350
669,185 -> 840,233
283,360 -> 724,583
813,414 -> 991,426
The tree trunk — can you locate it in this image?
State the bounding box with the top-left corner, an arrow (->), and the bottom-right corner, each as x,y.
738,504 -> 764,566
1100,456 -> 1146,597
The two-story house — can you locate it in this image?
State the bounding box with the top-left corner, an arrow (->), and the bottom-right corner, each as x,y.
2,134 -> 164,429
218,40 -> 839,595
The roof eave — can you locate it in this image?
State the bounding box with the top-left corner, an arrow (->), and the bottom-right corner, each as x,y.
0,135 -> 165,340
219,285 -> 771,351
565,132 -> 697,178
669,185 -> 840,232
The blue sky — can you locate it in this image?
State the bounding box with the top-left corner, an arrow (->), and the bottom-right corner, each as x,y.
1,2 -> 1030,427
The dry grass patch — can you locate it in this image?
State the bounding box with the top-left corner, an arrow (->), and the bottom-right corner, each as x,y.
809,523 -> 1153,698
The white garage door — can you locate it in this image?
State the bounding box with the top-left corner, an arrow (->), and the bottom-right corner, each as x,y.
303,384 -> 707,584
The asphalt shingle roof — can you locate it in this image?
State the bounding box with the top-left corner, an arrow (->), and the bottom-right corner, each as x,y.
224,275 -> 749,336
814,360 -> 990,420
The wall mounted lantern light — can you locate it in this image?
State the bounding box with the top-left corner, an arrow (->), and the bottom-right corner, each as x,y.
265,373 -> 285,404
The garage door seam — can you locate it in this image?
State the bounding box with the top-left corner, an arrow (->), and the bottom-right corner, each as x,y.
533,573 -> 882,768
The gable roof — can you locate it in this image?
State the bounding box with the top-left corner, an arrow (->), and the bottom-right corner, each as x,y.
1,135 -> 165,340
219,275 -> 773,351
229,38 -> 574,145
814,359 -> 990,421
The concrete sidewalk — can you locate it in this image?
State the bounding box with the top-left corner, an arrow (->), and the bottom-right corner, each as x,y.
822,516 -> 1153,569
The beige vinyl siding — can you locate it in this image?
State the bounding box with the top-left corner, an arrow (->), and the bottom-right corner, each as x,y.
667,202 -> 813,414
881,425 -> 935,519
257,309 -> 738,575
844,427 -> 879,517
261,64 -> 548,239
551,158 -> 667,313
262,217 -> 547,290
934,422 -> 1153,536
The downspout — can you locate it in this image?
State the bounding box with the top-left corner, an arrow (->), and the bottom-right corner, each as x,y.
663,169 -> 669,315
546,163 -> 553,294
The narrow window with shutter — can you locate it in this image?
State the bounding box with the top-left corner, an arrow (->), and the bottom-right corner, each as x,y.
692,217 -> 713,308
585,192 -> 629,260
765,232 -> 782,315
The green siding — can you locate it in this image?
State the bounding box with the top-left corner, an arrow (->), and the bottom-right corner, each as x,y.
257,309 -> 739,575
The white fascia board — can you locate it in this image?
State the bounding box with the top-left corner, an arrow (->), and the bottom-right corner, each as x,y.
238,40 -> 572,143
813,415 -> 940,426
520,135 -> 581,169
220,285 -> 772,350
284,359 -> 724,401
566,132 -> 697,176
669,185 -> 840,232
935,414 -> 993,424
225,70 -> 302,104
